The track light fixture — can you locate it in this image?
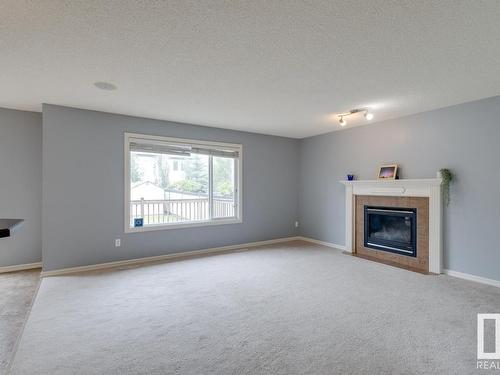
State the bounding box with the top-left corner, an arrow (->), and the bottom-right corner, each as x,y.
337,108 -> 374,126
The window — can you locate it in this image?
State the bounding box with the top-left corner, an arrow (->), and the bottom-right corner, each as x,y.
125,133 -> 242,232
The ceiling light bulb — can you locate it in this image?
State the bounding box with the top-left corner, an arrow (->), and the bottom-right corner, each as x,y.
364,111 -> 374,121
339,117 -> 347,127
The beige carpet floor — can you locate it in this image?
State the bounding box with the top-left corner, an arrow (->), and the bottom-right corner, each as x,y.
0,269 -> 40,373
10,241 -> 500,374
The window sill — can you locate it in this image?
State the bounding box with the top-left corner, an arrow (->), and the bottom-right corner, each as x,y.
125,217 -> 242,234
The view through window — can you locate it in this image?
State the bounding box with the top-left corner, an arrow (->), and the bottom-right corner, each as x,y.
126,134 -> 241,230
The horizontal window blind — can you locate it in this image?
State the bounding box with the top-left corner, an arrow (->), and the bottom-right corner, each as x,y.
130,139 -> 240,158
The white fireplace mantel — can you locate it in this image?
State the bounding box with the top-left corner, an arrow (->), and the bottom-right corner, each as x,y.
340,178 -> 443,274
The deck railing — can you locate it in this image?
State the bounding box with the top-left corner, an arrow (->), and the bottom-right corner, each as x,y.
130,198 -> 235,225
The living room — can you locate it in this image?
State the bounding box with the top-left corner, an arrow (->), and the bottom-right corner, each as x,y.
1,2 -> 500,374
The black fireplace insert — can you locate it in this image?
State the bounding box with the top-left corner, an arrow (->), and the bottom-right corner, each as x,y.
364,206 -> 417,257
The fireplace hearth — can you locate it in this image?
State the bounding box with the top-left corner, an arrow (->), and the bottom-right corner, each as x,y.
364,206 -> 417,257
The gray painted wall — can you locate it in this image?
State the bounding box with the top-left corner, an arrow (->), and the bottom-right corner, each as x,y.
299,95 -> 500,281
42,105 -> 299,271
0,108 -> 42,267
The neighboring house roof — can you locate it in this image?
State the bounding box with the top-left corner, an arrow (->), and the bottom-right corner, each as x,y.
131,181 -> 162,189
131,181 -> 166,201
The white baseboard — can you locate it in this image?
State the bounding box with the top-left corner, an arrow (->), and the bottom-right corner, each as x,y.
296,236 -> 346,251
443,269 -> 500,288
41,236 -> 302,277
0,262 -> 42,274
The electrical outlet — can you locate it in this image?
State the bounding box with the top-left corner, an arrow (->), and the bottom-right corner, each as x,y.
294,221 -> 299,228
115,238 -> 121,247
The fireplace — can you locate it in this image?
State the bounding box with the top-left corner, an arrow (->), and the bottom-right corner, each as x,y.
364,206 -> 417,257
342,179 -> 441,273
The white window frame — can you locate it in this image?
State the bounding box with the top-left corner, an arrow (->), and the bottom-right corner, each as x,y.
124,132 -> 242,233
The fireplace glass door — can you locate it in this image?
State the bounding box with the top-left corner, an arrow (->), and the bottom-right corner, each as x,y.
364,206 -> 417,257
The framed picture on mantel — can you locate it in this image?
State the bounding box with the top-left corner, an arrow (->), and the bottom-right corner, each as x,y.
378,164 -> 398,180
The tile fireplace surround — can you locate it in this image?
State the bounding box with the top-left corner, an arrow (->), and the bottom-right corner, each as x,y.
340,179 -> 443,274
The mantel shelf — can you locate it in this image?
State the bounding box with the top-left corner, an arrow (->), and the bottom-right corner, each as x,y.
340,178 -> 442,186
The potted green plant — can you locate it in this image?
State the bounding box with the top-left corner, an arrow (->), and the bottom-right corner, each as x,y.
438,168 -> 453,206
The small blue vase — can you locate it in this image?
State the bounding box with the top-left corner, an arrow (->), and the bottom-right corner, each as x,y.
347,174 -> 354,181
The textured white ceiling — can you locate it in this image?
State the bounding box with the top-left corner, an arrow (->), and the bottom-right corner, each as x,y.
1,1 -> 500,138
